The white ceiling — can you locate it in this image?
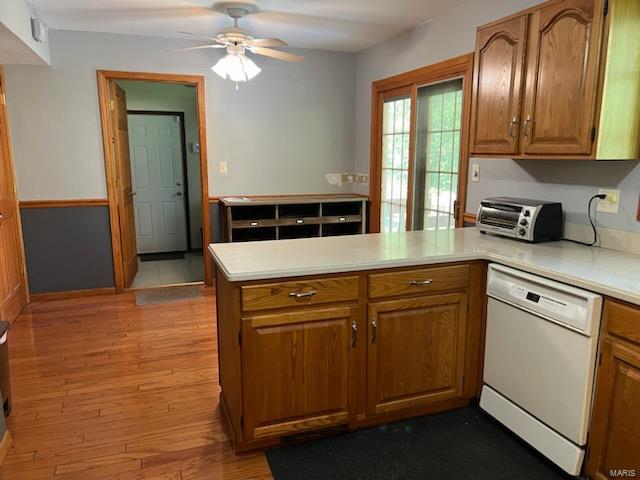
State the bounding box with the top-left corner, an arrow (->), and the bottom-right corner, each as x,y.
28,0 -> 467,52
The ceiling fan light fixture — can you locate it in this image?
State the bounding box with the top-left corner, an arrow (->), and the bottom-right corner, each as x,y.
212,52 -> 261,83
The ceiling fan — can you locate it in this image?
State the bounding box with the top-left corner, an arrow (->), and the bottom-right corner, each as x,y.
174,2 -> 304,88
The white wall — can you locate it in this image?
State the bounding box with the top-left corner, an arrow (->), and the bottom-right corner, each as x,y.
117,81 -> 203,248
4,29 -> 356,200
354,0 -> 640,233
0,0 -> 50,64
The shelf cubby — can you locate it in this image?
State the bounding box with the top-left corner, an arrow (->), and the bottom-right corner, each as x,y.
220,195 -> 368,243
279,224 -> 321,239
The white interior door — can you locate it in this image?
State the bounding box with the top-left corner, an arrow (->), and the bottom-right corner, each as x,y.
128,114 -> 188,254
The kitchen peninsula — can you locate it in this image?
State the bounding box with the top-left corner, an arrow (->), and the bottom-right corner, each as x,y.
210,228 -> 640,476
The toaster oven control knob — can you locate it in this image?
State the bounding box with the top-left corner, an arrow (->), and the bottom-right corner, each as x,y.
519,228 -> 527,236
523,210 -> 531,217
520,218 -> 528,227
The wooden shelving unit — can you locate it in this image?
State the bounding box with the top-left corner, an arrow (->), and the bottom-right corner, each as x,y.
220,195 -> 368,242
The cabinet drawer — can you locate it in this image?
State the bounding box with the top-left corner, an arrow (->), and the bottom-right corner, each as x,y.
605,299 -> 640,346
231,219 -> 279,229
368,265 -> 469,299
241,276 -> 359,312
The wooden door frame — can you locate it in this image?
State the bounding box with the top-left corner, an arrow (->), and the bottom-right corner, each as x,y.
97,70 -> 211,292
0,65 -> 30,308
369,53 -> 474,233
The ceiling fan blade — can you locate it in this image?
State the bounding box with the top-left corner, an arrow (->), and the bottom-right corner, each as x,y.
249,47 -> 304,63
178,31 -> 220,43
246,38 -> 288,48
168,45 -> 226,53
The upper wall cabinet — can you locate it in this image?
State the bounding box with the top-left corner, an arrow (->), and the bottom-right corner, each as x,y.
522,0 -> 601,156
470,0 -> 640,160
470,15 -> 528,155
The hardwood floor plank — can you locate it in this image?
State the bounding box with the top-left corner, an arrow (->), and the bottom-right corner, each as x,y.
0,289 -> 272,480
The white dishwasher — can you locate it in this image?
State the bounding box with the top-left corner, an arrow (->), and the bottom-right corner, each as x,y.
480,264 -> 602,476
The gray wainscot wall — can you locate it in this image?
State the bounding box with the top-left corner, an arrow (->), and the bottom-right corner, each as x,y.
20,203 -> 226,294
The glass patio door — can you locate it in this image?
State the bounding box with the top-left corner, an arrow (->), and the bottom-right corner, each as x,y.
411,79 -> 464,230
380,94 -> 411,233
377,78 -> 464,232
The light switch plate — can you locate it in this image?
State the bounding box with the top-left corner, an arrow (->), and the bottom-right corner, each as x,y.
597,188 -> 620,214
219,161 -> 228,174
471,164 -> 480,182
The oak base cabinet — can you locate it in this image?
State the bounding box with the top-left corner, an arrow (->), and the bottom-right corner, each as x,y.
367,293 -> 468,416
241,306 -> 357,441
587,300 -> 640,478
215,262 -> 486,452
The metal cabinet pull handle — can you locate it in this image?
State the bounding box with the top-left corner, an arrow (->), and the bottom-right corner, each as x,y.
289,290 -> 317,299
0,212 -> 3,220
523,115 -> 532,139
339,216 -> 347,222
408,279 -> 433,286
249,221 -> 259,227
296,219 -> 304,224
508,116 -> 517,139
371,317 -> 377,344
351,320 -> 358,347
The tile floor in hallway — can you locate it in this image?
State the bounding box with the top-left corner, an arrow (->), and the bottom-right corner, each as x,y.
130,253 -> 204,288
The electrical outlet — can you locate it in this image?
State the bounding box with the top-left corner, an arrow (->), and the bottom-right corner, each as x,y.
597,188 -> 620,214
471,164 -> 480,183
341,173 -> 354,184
219,161 -> 228,174
355,174 -> 368,184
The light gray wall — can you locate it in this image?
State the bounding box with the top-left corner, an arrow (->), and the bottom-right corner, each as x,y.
4,29 -> 357,200
466,159 -> 640,233
354,0 -> 640,233
117,81 -> 203,249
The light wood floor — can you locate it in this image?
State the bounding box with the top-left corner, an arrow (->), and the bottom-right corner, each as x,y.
0,288 -> 273,480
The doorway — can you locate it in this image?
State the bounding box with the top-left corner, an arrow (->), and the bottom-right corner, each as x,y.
370,54 -> 473,233
97,71 -> 211,292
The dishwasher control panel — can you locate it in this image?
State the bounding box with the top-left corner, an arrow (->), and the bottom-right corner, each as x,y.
488,264 -> 602,336
509,285 -> 571,316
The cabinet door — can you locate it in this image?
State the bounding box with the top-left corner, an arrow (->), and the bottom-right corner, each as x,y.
242,305 -> 357,440
521,0 -> 603,156
367,293 -> 467,415
587,340 -> 640,478
470,15 -> 528,155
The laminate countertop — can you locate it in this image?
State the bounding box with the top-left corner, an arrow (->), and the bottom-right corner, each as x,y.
209,227 -> 640,305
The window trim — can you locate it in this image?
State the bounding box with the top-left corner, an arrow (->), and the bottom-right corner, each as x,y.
369,53 -> 474,233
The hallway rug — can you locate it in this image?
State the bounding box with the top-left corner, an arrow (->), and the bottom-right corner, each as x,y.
135,285 -> 202,305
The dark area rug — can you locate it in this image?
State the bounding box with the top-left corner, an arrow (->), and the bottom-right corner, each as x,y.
139,252 -> 185,262
266,406 -> 574,480
134,286 -> 202,305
